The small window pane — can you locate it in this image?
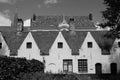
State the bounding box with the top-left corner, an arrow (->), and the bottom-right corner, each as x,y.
118,42 -> 120,47
58,42 -> 63,48
27,42 -> 32,48
63,65 -> 67,71
0,43 -> 2,49
68,65 -> 72,72
88,42 -> 92,48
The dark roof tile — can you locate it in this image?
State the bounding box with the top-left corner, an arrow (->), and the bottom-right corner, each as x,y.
62,31 -> 87,55
31,15 -> 96,30
32,31 -> 58,55
91,31 -> 115,53
1,31 -> 28,55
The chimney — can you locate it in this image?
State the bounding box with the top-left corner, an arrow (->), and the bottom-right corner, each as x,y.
12,13 -> 18,27
31,14 -> 36,27
89,13 -> 93,21
69,18 -> 76,35
32,14 -> 36,21
17,18 -> 23,32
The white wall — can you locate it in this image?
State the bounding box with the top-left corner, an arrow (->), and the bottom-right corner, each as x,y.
45,32 -> 72,73
0,32 -> 10,56
44,31 -> 120,74
78,32 -> 102,74
111,38 -> 120,73
18,32 -> 43,61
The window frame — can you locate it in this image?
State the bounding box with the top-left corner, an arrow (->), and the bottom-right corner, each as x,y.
0,43 -> 2,49
118,42 -> 120,47
26,42 -> 32,49
58,42 -> 63,48
87,42 -> 92,48
63,59 -> 73,72
78,59 -> 88,72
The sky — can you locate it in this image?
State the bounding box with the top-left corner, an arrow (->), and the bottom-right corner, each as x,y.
0,0 -> 106,26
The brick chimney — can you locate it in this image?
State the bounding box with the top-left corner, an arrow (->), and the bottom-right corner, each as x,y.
17,18 -> 23,32
89,13 -> 93,21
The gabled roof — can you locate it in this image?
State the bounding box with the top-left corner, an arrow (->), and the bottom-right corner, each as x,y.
91,31 -> 115,53
62,31 -> 87,55
31,15 -> 96,30
1,31 -> 28,55
32,31 -> 58,55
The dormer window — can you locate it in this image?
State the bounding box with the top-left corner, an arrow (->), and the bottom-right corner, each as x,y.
0,43 -> 2,49
26,42 -> 32,49
69,18 -> 74,22
118,42 -> 120,47
88,42 -> 92,48
58,42 -> 63,48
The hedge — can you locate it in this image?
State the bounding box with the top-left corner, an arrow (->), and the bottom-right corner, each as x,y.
0,56 -> 44,80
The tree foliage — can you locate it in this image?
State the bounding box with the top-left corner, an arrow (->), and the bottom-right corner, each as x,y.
101,0 -> 120,28
101,0 -> 120,38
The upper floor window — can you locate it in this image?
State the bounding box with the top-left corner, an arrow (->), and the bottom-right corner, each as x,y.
58,42 -> 63,48
0,43 -> 2,49
26,42 -> 32,49
69,18 -> 74,22
118,42 -> 120,47
78,59 -> 88,72
88,42 -> 92,48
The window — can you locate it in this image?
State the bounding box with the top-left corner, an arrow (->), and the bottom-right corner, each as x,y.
58,42 -> 63,48
88,42 -> 92,48
69,18 -> 74,22
78,59 -> 88,72
63,59 -> 73,72
0,43 -> 2,49
118,42 -> 120,47
26,42 -> 32,48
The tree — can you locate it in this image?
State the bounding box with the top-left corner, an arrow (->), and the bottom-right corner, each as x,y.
100,0 -> 120,38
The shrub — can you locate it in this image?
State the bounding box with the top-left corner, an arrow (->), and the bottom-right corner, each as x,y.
0,56 -> 44,80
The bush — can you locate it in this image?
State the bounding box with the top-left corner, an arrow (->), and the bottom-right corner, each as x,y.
0,56 -> 44,80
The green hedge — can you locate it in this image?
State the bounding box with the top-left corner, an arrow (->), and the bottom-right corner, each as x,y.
18,72 -> 79,80
18,73 -> 120,80
0,56 -> 44,80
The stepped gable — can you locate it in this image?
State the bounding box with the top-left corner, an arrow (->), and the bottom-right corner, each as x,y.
1,31 -> 28,55
91,31 -> 115,54
31,15 -> 96,30
32,31 -> 59,55
62,31 -> 87,55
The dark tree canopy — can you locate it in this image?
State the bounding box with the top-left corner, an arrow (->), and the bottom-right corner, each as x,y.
101,0 -> 120,28
100,0 -> 120,38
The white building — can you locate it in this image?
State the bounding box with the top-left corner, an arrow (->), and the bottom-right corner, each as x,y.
0,14 -> 120,74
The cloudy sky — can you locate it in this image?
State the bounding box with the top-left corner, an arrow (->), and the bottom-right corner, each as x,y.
0,0 -> 106,26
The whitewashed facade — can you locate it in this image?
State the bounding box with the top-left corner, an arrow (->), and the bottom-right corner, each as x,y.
0,14 -> 120,74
